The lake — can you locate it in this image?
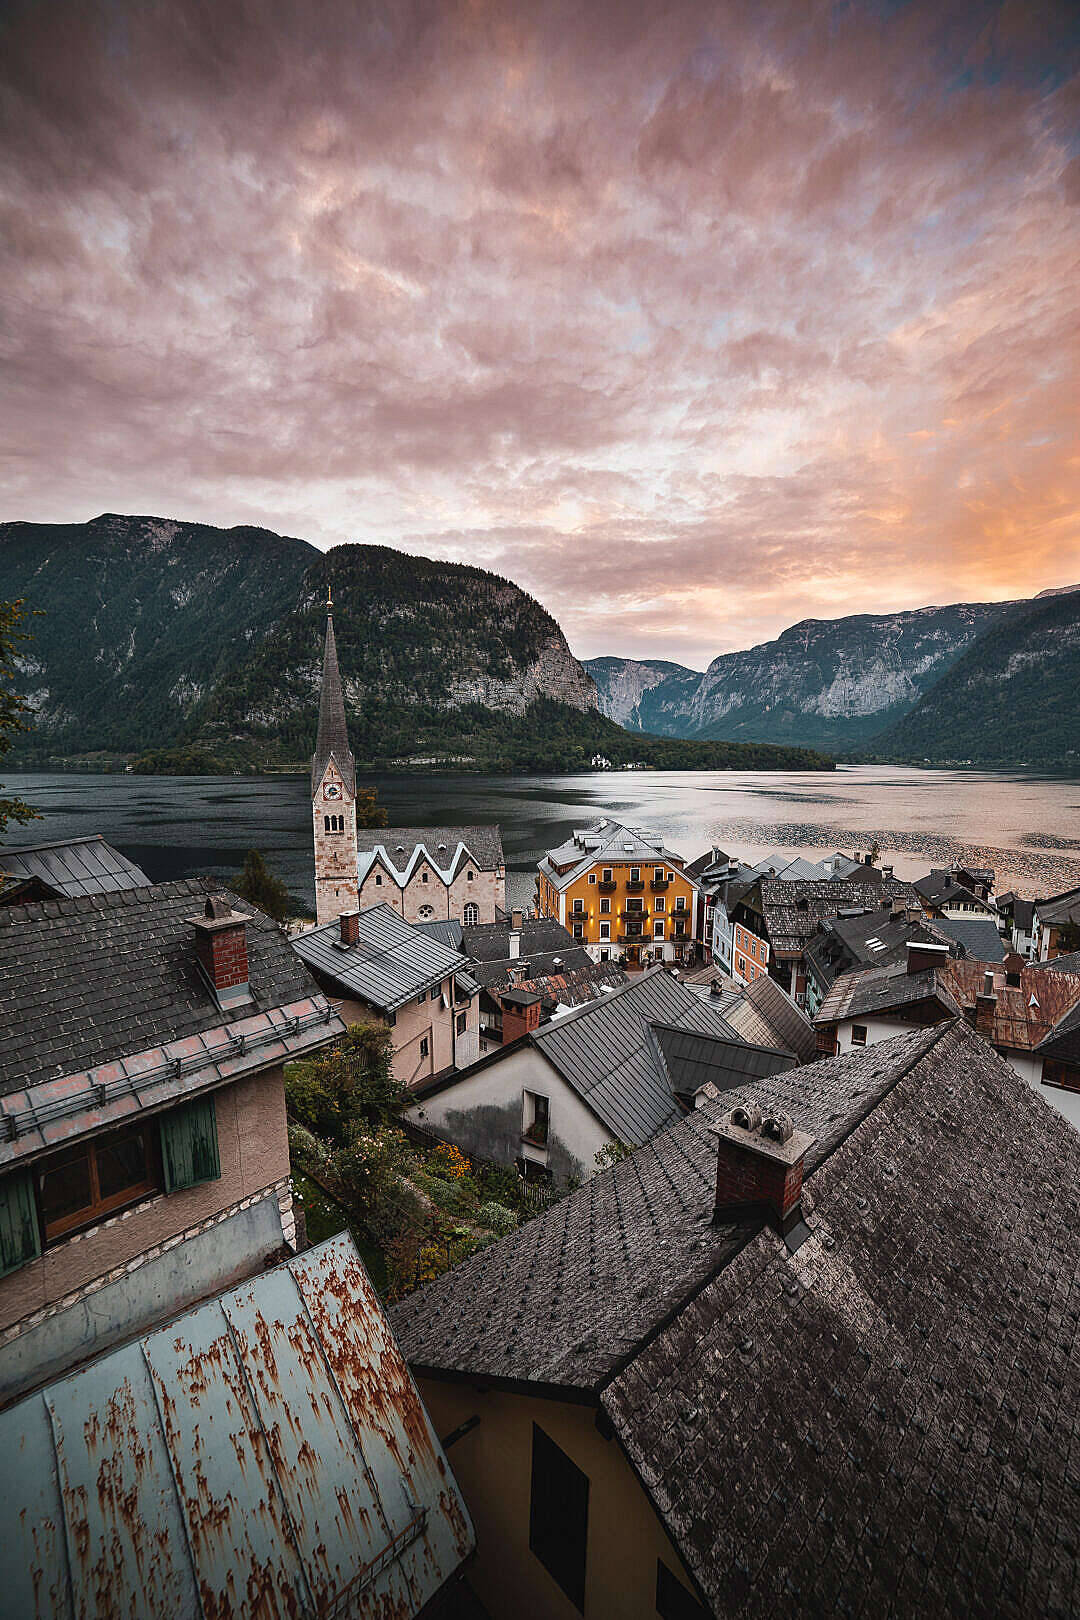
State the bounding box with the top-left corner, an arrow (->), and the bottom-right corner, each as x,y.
3,767 -> 1080,911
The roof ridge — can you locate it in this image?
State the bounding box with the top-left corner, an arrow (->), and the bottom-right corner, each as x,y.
532,963 -> 673,1037
0,873 -> 215,925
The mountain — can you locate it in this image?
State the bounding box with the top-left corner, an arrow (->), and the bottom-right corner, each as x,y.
867,592 -> 1080,768
1,514 -> 831,775
590,602 -> 1017,752
585,656 -> 700,729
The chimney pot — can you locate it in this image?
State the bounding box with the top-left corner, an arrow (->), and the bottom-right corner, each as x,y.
710,1106 -> 814,1239
188,896 -> 251,1008
883,865 -> 894,881
340,911 -> 360,947
906,940 -> 950,975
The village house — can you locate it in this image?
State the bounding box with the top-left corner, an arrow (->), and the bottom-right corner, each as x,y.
681,966 -> 819,1068
0,834 -> 151,904
293,902 -> 481,1086
803,900 -> 958,1017
536,819 -> 699,969
914,866 -> 1000,922
408,965 -> 796,1184
357,824 -> 507,924
997,891 -> 1037,957
1031,884 -> 1080,960
709,851 -> 884,985
391,1019 -> 1080,1620
815,945 -> 1080,1130
0,877 -> 345,1405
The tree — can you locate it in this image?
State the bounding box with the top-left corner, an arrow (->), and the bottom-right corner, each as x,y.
230,849 -> 292,921
357,787 -> 388,828
0,600 -> 40,840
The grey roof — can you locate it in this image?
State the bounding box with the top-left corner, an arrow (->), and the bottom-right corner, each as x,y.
1009,896 -> 1035,930
356,824 -> 505,872
310,609 -> 355,795
293,903 -> 468,1012
1045,950 -> 1080,975
804,907 -> 954,994
530,966 -> 740,1145
516,959 -> 629,1009
392,1024 -> 946,1391
459,916 -> 603,997
603,1020 -> 1080,1620
651,1022 -> 795,1099
915,869 -> 997,913
936,917 -> 1007,962
463,915 -> 574,964
0,835 -> 151,899
540,819 -> 687,892
727,973 -> 818,1064
0,879 -> 323,1097
814,957 -> 963,1025
0,1232 -> 473,1620
758,877 -> 915,955
1034,886 -> 1080,927
396,1021 -> 1080,1618
413,917 -> 465,952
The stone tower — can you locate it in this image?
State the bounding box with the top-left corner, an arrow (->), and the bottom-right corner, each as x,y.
311,591 -> 359,926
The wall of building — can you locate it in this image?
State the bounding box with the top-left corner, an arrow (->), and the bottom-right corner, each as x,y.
334,980 -> 475,1087
358,857 -> 504,925
831,1014 -> 923,1053
312,758 -> 359,925
410,1045 -> 612,1184
543,861 -> 697,969
418,1379 -> 703,1620
0,1067 -> 293,1394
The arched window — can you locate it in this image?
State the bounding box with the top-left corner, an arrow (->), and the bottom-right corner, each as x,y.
463,902 -> 479,926
418,904 -> 435,920
323,815 -> 331,832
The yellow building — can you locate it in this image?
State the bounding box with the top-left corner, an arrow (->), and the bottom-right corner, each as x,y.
536,819 -> 699,969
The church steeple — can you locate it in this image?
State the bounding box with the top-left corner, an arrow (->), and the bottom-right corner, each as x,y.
311,587 -> 355,797
311,586 -> 359,926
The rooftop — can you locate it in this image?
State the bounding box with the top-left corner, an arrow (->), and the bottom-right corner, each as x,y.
0,878 -> 325,1097
936,916 -> 1007,962
1,1232 -> 473,1619
356,824 -> 505,878
539,818 -> 686,891
756,877 -> 915,955
395,1022 -> 1080,1617
293,902 -> 470,1012
1034,886 -> 1080,928
0,834 -> 151,900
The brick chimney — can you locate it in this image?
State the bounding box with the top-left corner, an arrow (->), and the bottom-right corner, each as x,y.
710,1102 -> 814,1243
340,911 -> 360,947
906,940 -> 950,975
975,969 -> 997,1036
501,989 -> 543,1042
189,895 -> 251,1010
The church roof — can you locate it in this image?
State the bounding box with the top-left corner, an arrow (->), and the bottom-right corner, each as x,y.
311,609 -> 355,796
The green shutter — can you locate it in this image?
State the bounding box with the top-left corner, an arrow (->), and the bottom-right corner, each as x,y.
0,1169 -> 41,1276
160,1095 -> 221,1193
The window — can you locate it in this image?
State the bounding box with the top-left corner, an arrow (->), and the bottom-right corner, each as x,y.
456,1011 -> 467,1035
674,922 -> 685,937
851,1024 -> 868,1047
160,1097 -> 220,1195
421,870 -> 429,883
655,897 -> 665,912
523,1092 -> 549,1145
626,898 -> 643,913
654,920 -> 665,937
600,922 -> 610,940
675,897 -> 686,912
417,991 -> 427,1006
572,899 -> 584,914
599,948 -> 610,961
418,904 -> 435,920
467,869 -> 474,881
463,902 -> 479,925
0,1169 -> 40,1277
419,1036 -> 430,1059
573,923 -> 584,940
375,874 -> 383,886
654,867 -> 665,882
657,1559 -> 709,1620
630,867 -> 640,883
588,873 -> 596,884
602,868 -> 613,883
39,1120 -> 164,1242
600,897 -> 611,914
430,984 -> 442,1001
530,1424 -> 588,1611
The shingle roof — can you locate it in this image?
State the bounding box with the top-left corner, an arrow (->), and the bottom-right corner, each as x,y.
729,973 -> 818,1064
540,819 -> 686,891
758,878 -> 915,955
602,1020 -> 1080,1620
0,1233 -> 473,1620
392,1025 -> 944,1392
0,879 -> 320,1096
514,960 -> 628,1008
0,835 -> 150,899
413,918 -> 465,952
530,967 -> 740,1145
1034,886 -> 1080,927
935,916 -> 1006,962
397,1022 -> 1080,1618
1045,950 -> 1080,975
814,959 -> 962,1025
292,903 -> 468,1012
356,825 -> 505,875
310,609 -> 355,796
462,916 -> 573,963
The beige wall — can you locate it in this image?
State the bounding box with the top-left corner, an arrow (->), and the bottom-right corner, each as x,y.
358,860 -> 504,924
335,985 -> 479,1089
419,1379 -> 702,1620
0,1067 -> 291,1336
312,758 -> 359,926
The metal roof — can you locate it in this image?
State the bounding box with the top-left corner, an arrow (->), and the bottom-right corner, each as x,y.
0,835 -> 151,899
728,973 -> 819,1064
935,917 -> 1006,962
356,825 -> 504,876
293,902 -> 470,1012
650,1022 -> 795,1098
0,1232 -> 474,1620
540,819 -> 687,892
532,966 -> 739,1145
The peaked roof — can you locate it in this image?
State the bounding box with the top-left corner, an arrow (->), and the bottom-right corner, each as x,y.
727,973 -> 818,1064
539,819 -> 687,891
311,609 -> 355,795
0,1233 -> 473,1619
936,916 -> 1006,962
1034,886 -> 1080,927
395,1021 -> 1080,1618
293,902 -> 470,1012
756,877 -> 915,955
356,825 -> 504,880
0,835 -> 150,900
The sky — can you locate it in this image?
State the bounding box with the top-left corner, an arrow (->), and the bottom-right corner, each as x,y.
1,1 -> 1078,669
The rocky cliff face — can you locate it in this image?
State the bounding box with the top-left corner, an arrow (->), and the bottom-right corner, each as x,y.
450,632 -> 596,714
585,656 -> 699,728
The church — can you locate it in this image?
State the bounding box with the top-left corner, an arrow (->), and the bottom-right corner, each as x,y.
311,595 -> 505,927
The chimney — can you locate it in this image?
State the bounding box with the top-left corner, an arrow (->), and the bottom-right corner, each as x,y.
511,908 -> 524,930
854,851 -> 861,864
890,898 -> 906,920
710,1103 -> 815,1245
882,865 -> 894,881
975,969 -> 997,1036
710,978 -> 724,998
340,911 -> 360,947
189,895 -> 251,1010
906,940 -> 950,975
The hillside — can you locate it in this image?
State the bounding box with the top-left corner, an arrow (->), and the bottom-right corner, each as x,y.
1,514 -> 832,775
867,592 -> 1080,768
585,656 -> 700,729
590,601 -> 1018,751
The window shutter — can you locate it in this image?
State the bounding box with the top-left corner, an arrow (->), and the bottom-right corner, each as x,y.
0,1169 -> 41,1276
160,1095 -> 221,1193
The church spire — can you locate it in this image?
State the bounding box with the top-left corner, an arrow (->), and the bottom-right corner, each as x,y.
311,591 -> 355,796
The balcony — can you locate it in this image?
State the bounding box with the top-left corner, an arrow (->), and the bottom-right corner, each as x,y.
598,880 -> 617,894
618,932 -> 646,945
624,880 -> 645,894
650,877 -> 670,892
619,908 -> 649,922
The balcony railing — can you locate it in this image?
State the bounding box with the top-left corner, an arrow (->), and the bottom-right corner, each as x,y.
624,880 -> 645,893
598,880 -> 617,894
620,908 -> 649,921
650,878 -> 670,891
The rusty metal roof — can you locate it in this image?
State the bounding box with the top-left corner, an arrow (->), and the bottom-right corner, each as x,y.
0,1231 -> 473,1620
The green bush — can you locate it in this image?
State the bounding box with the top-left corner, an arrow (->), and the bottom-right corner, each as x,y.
478,1201 -> 519,1236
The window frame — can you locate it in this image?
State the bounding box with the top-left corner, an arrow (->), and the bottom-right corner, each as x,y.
37,1119 -> 163,1244
851,1024 -> 868,1047
419,1035 -> 430,1059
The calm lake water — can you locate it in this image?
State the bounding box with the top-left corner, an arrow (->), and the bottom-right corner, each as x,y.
4,766 -> 1080,911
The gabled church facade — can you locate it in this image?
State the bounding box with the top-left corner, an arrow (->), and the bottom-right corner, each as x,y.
311,594 -> 360,926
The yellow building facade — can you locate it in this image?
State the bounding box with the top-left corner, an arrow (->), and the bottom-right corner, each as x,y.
537,822 -> 698,969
